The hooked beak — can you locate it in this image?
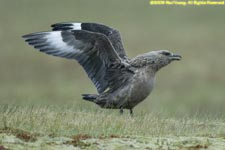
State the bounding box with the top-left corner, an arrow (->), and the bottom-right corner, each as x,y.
170,54 -> 182,61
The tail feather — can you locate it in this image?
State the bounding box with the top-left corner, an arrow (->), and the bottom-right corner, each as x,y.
82,94 -> 98,101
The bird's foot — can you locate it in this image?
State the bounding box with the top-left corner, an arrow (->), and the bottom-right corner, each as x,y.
130,109 -> 133,117
120,108 -> 124,115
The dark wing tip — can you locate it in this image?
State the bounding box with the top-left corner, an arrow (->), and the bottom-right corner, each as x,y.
51,22 -> 74,27
22,32 -> 49,40
22,34 -> 28,39
22,33 -> 34,39
51,22 -> 82,31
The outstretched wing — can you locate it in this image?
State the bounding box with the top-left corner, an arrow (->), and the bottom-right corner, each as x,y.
51,22 -> 127,59
22,30 -> 122,93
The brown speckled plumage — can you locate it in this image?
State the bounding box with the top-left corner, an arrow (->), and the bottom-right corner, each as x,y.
23,22 -> 182,116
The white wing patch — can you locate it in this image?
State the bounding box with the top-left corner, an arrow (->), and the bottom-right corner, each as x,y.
71,23 -> 82,30
23,31 -> 83,59
45,31 -> 80,53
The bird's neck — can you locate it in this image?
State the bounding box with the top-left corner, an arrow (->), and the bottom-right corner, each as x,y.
145,66 -> 157,78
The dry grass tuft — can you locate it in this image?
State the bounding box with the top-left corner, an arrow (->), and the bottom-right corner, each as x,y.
0,106 -> 224,138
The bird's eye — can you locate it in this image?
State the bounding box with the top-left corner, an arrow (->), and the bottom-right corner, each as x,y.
162,51 -> 171,56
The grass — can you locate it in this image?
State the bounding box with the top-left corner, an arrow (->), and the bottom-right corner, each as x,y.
0,106 -> 224,149
0,105 -> 224,137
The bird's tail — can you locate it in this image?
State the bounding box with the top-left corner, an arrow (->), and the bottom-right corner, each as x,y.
82,94 -> 98,102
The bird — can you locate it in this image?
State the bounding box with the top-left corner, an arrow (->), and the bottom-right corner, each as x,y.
22,22 -> 181,116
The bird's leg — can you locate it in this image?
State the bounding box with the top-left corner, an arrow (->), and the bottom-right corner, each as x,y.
120,108 -> 124,115
129,109 -> 133,117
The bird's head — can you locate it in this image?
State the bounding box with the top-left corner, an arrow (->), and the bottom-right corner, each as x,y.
145,50 -> 182,71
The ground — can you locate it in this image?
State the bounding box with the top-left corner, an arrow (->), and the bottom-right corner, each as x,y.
1,133 -> 225,150
0,107 -> 224,150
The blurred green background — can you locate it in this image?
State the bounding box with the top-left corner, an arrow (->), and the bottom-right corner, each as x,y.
0,0 -> 224,117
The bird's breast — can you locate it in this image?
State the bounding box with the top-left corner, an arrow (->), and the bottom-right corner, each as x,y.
106,68 -> 156,109
128,69 -> 155,105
